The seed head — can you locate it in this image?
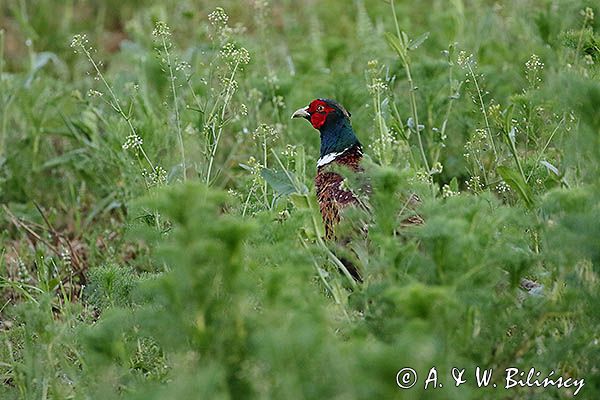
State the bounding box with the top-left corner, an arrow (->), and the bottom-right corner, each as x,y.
525,54 -> 544,73
143,166 -> 168,186
152,21 -> 171,37
208,7 -> 229,27
252,124 -> 279,142
87,89 -> 103,97
582,7 -> 594,21
122,134 -> 144,150
442,184 -> 459,198
495,181 -> 511,193
456,51 -> 474,69
220,42 -> 251,66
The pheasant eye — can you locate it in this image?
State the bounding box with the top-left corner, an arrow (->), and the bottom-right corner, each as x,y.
316,105 -> 325,112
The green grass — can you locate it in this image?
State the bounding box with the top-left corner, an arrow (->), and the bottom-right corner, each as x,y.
1,0 -> 600,398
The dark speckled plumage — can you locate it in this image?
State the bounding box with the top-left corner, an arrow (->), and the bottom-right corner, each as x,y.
315,143 -> 364,240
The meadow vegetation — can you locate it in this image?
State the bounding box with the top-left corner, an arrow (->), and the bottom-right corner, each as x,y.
1,0 -> 599,398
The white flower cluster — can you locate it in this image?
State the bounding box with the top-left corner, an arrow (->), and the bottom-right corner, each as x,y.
366,59 -> 389,96
184,124 -> 199,136
368,134 -> 398,152
70,33 -> 91,54
220,42 -> 251,66
17,258 -> 31,282
87,89 -> 103,97
245,156 -> 264,181
525,54 -> 544,87
175,60 -> 191,73
463,128 -> 490,159
143,166 -> 168,187
271,95 -> 285,110
219,76 -> 239,93
488,103 -> 501,121
70,33 -> 87,49
456,51 -> 475,69
430,162 -> 444,175
282,144 -> 297,157
525,54 -> 544,73
466,175 -> 483,192
442,184 -> 459,198
415,170 -> 432,183
208,7 -> 229,27
152,21 -> 171,37
584,54 -> 594,66
367,77 -> 388,94
122,134 -> 143,150
495,180 -> 511,193
60,247 -> 72,267
252,124 -> 279,142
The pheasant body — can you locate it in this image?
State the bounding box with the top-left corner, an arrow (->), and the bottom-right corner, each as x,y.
315,143 -> 364,240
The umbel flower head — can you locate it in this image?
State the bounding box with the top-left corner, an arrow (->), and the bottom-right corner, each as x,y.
152,21 -> 171,38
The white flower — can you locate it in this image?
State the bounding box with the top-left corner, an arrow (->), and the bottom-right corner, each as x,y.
122,134 -> 143,150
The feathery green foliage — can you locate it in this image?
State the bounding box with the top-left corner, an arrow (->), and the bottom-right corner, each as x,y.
1,0 -> 599,398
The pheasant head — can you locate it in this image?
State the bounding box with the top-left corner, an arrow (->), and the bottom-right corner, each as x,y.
291,98 -> 361,168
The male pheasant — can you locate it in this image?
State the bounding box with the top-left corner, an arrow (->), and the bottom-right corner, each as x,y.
292,99 -> 366,241
292,98 -> 422,280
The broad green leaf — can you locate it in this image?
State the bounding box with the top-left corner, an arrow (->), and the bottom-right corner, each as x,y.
508,126 -> 516,146
295,145 -> 306,182
540,160 -> 560,176
401,31 -> 410,47
25,52 -> 67,87
289,193 -> 310,209
39,148 -> 87,170
408,32 -> 430,50
384,32 -> 405,58
84,191 -> 122,227
449,177 -> 459,193
261,167 -> 307,196
497,165 -> 534,208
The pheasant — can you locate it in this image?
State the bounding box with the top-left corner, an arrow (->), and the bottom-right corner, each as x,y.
292,99 -> 366,241
292,98 -> 422,281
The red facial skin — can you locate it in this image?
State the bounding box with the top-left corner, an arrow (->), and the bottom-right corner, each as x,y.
307,99 -> 336,129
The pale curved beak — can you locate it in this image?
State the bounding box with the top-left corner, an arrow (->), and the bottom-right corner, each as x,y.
291,106 -> 310,120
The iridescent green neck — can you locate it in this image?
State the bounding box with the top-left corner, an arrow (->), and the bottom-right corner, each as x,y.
319,117 -> 360,158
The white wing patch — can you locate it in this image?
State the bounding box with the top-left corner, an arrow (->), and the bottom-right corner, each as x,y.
317,146 -> 351,167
